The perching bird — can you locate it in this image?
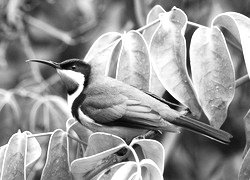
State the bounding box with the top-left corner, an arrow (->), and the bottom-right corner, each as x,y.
27,59 -> 232,143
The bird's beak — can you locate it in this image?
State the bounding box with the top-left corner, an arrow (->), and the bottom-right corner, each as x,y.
26,59 -> 61,69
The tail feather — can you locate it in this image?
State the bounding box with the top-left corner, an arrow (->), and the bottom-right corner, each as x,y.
172,115 -> 232,144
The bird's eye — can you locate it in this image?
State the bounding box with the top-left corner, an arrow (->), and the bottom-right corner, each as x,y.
71,65 -> 76,70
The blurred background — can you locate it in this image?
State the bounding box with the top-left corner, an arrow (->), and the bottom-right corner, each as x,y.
0,0 -> 250,179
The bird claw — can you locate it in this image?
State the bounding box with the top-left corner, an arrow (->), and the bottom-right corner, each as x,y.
136,130 -> 162,140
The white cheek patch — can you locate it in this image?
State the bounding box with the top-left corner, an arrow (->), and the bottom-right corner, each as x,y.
57,69 -> 85,108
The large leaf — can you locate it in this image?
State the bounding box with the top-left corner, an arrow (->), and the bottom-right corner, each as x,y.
84,32 -> 122,75
109,161 -> 137,180
0,89 -> 20,145
142,5 -> 166,96
0,145 -> 7,178
131,139 -> 165,173
142,5 -> 165,45
25,131 -> 42,177
190,26 -> 235,128
149,7 -> 202,118
243,109 -> 250,157
140,159 -> 163,180
29,95 -> 70,132
71,132 -> 128,179
239,147 -> 250,180
0,131 -> 26,180
97,162 -> 129,180
41,129 -> 72,180
212,12 -> 250,77
116,30 -> 150,90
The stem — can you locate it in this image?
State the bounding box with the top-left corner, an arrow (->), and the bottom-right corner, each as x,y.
84,150 -> 131,179
236,74 -> 249,88
22,14 -> 75,45
136,18 -> 160,33
187,21 -> 207,29
67,133 -> 87,146
27,132 -> 53,138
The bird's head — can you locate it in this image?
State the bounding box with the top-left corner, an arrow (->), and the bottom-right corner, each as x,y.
27,59 -> 91,95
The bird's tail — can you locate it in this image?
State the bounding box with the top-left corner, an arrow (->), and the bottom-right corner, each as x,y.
172,115 -> 232,144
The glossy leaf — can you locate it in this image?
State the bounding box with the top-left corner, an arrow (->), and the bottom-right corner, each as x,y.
149,7 -> 202,118
84,32 -> 122,75
0,89 -> 20,145
111,161 -> 137,180
0,145 -> 7,177
131,139 -> 165,173
243,109 -> 250,157
0,131 -> 26,180
97,162 -> 127,180
41,129 -> 72,180
212,12 -> 250,77
142,5 -> 166,96
142,5 -> 165,45
71,133 -> 128,179
67,118 -> 92,145
116,30 -> 150,90
239,147 -> 250,180
29,95 -> 70,132
25,131 -> 42,176
190,26 -> 235,128
106,39 -> 122,78
140,159 -> 163,180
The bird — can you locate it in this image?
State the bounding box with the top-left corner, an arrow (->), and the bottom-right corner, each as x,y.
27,58 -> 232,144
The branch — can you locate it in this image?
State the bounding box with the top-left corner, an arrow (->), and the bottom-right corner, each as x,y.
84,150 -> 130,179
236,74 -> 250,88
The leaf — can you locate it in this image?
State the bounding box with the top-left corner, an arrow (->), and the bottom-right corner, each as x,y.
212,12 -> 250,77
66,118 -> 90,163
116,30 -> 150,90
239,148 -> 250,180
140,159 -> 163,180
149,7 -> 202,118
67,118 -> 92,145
142,5 -> 166,96
143,5 -> 165,45
0,96 -> 20,145
110,161 -> 137,180
190,26 -> 235,128
243,109 -> 250,158
97,162 -> 127,180
0,145 -> 7,178
0,131 -> 26,180
25,131 -> 42,176
29,95 -> 70,132
41,129 -> 72,180
84,32 -> 122,75
131,139 -> 165,173
71,133 -> 128,178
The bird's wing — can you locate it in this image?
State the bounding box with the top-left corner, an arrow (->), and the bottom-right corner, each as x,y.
80,93 -> 164,129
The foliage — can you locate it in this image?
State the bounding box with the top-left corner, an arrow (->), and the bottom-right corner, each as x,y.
1,0 -> 250,179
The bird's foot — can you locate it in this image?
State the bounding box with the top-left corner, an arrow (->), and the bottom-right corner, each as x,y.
136,130 -> 162,140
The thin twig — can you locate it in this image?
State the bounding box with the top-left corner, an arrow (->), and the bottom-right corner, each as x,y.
22,14 -> 75,45
136,18 -> 160,33
67,133 -> 87,146
187,21 -> 207,29
84,150 -> 130,179
226,38 -> 242,52
27,132 -> 53,138
236,74 -> 250,88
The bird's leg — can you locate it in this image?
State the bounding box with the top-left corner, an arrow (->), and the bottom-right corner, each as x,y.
136,130 -> 162,140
